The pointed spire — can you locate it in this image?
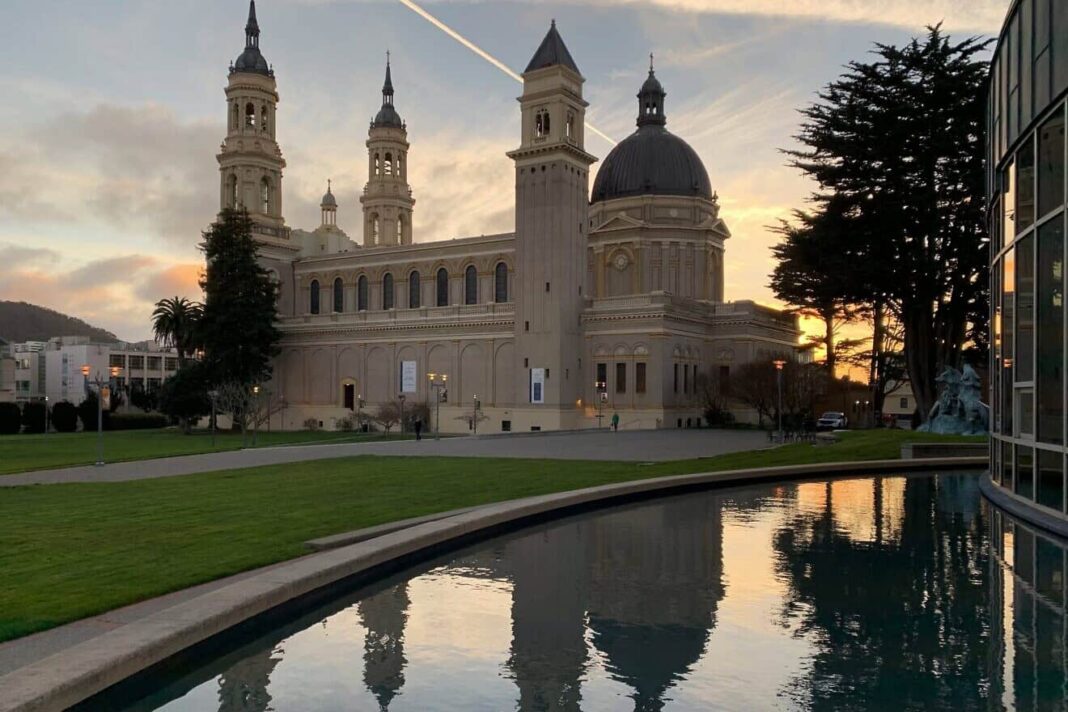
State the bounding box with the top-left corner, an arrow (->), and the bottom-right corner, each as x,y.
524,20 -> 581,75
383,51 -> 394,102
245,0 -> 260,48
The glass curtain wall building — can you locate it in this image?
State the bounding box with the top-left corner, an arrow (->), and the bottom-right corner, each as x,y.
990,0 -> 1068,520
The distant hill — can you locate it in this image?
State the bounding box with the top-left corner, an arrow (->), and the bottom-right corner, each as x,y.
0,301 -> 117,344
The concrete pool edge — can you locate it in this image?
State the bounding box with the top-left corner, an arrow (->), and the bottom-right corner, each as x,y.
978,473 -> 1068,539
0,456 -> 985,712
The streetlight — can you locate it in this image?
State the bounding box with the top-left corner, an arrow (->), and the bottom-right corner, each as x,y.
252,385 -> 261,446
208,389 -> 219,447
356,393 -> 365,432
398,394 -> 406,435
472,394 -> 481,435
82,364 -> 122,466
594,380 -> 607,428
427,373 -> 447,440
43,395 -> 49,436
773,359 -> 786,443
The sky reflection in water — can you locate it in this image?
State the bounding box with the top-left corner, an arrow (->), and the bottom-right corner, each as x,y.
114,472 -> 1067,711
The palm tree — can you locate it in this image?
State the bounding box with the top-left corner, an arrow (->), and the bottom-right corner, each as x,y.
152,297 -> 203,368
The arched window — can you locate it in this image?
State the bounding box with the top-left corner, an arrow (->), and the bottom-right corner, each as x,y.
231,104 -> 239,130
384,153 -> 393,176
495,262 -> 509,302
245,102 -> 256,128
372,216 -> 380,244
382,273 -> 394,310
309,279 -> 320,315
436,268 -> 449,307
464,265 -> 478,305
534,110 -> 550,138
397,153 -> 403,177
566,113 -> 574,139
228,174 -> 238,208
374,153 -> 381,176
260,177 -> 270,214
357,275 -> 369,311
409,271 -> 421,309
333,277 -> 344,313
396,216 -> 404,243
260,104 -> 268,133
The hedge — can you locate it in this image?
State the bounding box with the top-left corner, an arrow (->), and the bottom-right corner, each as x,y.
51,401 -> 79,432
0,402 -> 21,434
21,401 -> 46,434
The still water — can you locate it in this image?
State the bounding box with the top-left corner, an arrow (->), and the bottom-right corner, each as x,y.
104,472 -> 1068,711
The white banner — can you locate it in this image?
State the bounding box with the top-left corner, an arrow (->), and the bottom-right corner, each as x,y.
401,361 -> 417,394
530,368 -> 545,404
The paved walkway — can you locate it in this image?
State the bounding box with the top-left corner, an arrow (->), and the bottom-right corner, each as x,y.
1,429 -> 771,486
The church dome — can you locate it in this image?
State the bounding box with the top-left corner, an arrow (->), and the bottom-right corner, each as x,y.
373,103 -> 403,129
591,62 -> 712,203
231,1 -> 272,77
321,184 -> 337,207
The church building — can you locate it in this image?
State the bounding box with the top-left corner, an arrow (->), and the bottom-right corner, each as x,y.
217,1 -> 800,432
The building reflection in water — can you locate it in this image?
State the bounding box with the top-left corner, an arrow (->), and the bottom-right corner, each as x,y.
989,506 -> 1068,711
358,582 -> 410,711
118,471 -> 1068,712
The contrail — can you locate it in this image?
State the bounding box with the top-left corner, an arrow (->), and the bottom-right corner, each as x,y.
395,0 -> 617,147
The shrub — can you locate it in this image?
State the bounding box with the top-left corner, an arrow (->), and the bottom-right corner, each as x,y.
106,413 -> 169,431
0,402 -> 21,434
21,401 -> 47,433
78,392 -> 108,432
303,417 -> 320,431
51,401 -> 79,432
157,362 -> 211,431
338,416 -> 354,432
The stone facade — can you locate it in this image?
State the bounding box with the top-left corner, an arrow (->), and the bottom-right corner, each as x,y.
217,3 -> 800,432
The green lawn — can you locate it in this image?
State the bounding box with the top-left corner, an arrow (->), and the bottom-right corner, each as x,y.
0,429 -> 984,642
0,429 -> 413,475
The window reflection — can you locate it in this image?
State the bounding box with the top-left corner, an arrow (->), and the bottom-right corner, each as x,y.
1037,218 -> 1064,444
1038,108 -> 1065,218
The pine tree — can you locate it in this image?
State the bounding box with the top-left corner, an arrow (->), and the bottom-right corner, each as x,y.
198,209 -> 280,387
783,26 -> 990,419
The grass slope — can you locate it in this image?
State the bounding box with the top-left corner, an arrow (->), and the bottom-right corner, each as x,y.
0,429 -> 411,475
0,429 -> 983,642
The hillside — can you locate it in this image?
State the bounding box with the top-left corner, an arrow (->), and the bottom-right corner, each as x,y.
0,301 -> 117,344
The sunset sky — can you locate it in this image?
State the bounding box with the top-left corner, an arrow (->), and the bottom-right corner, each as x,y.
0,0 -> 1003,342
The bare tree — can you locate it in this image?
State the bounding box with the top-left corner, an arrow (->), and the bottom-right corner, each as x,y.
213,381 -> 256,445
696,369 -> 733,427
728,361 -> 777,427
375,402 -> 401,433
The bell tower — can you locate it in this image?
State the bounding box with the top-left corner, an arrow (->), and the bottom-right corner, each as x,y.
217,1 -> 286,236
360,55 -> 415,247
508,21 -> 597,427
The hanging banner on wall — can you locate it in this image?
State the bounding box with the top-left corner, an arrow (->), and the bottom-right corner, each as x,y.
400,361 -> 417,393
530,367 -> 545,404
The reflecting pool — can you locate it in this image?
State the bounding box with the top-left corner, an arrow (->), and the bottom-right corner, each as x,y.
97,471 -> 1068,711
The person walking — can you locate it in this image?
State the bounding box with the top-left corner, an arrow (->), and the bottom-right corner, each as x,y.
414,418 -> 423,441
611,412 -> 619,432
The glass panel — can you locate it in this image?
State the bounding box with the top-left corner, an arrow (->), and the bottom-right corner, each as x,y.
437,269 -> 449,307
1018,139 -> 1036,231
1038,448 -> 1064,510
358,277 -> 368,311
993,264 -> 1003,431
494,263 -> 508,303
1038,107 -> 1065,217
1021,0 -> 1033,126
333,279 -> 343,313
1004,161 -> 1017,246
310,280 -> 320,315
636,363 -> 646,394
1036,0 -> 1050,53
1037,217 -> 1064,443
465,266 -> 478,305
1017,233 -> 1035,383
1055,1 -> 1068,95
1003,248 -> 1016,434
1017,445 -> 1036,500
615,362 -> 626,394
1019,388 -> 1035,437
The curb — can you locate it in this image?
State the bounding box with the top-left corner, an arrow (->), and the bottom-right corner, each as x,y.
0,456 -> 985,711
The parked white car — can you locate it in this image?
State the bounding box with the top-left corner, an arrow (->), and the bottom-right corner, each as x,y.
817,411 -> 848,430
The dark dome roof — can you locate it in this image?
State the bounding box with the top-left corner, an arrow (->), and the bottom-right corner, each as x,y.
374,103 -> 403,129
233,47 -> 270,75
592,126 -> 712,203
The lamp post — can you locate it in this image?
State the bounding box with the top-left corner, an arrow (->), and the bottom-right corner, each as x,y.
398,394 -> 406,435
82,364 -> 122,466
356,394 -> 365,432
595,380 -> 607,428
43,395 -> 49,435
472,394 -> 480,435
208,389 -> 219,447
252,385 -> 261,446
427,373 -> 447,440
773,359 -> 786,443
